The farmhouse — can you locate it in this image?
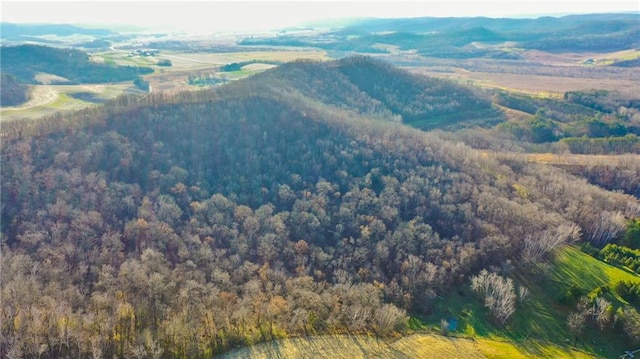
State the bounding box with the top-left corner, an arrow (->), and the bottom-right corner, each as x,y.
129,49 -> 159,57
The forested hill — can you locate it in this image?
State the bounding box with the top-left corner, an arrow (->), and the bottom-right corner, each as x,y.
0,44 -> 153,84
1,57 -> 639,358
244,56 -> 496,129
0,73 -> 28,106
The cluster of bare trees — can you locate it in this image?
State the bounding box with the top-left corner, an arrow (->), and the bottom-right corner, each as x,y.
470,270 -> 528,325
567,296 -> 616,344
522,224 -> 581,263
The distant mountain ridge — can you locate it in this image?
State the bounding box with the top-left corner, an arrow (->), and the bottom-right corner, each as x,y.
340,13 -> 640,34
241,13 -> 640,57
0,22 -> 114,41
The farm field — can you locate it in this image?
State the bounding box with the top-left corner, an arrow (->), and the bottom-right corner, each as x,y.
0,48 -> 328,120
484,152 -> 640,166
411,68 -> 640,96
0,83 -> 137,121
522,153 -> 640,166
143,49 -> 329,93
91,48 -> 328,71
404,48 -> 640,96
521,49 -> 640,66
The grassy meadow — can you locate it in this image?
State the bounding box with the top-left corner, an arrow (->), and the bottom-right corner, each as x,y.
220,245 -> 638,358
0,83 -> 137,121
221,333 -> 598,359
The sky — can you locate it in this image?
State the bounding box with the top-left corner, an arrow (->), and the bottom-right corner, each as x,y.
2,1 -> 639,34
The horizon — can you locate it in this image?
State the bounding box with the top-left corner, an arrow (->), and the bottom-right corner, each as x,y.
1,1 -> 639,34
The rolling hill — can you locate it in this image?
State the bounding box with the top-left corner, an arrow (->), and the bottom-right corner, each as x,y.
1,57 -> 639,358
0,44 -> 153,85
241,56 -> 499,129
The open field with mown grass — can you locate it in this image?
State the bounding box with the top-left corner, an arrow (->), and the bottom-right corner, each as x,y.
422,245 -> 640,358
220,333 -> 598,358
548,245 -> 640,291
580,49 -> 640,66
92,52 -> 159,67
0,83 -> 139,121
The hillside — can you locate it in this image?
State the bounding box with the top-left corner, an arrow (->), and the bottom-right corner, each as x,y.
0,44 -> 153,85
246,56 -> 498,129
221,246 -> 638,358
1,57 -> 639,358
0,73 -> 28,106
221,333 -> 597,358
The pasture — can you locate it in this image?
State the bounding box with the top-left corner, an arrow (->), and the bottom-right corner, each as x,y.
220,333 -> 598,359
0,83 -> 137,121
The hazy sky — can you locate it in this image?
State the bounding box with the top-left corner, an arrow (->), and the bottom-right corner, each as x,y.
2,1 -> 639,33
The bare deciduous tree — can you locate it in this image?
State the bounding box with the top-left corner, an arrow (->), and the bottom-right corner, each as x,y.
522,223 -> 581,263
622,308 -> 640,345
373,304 -> 407,336
592,297 -> 613,330
586,211 -> 626,247
471,270 -> 522,326
567,311 -> 587,345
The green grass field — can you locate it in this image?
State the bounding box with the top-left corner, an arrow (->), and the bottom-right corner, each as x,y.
0,83 -> 137,121
221,333 -> 598,358
221,245 -> 637,358
420,245 -> 640,358
549,245 -> 640,289
92,52 -> 158,67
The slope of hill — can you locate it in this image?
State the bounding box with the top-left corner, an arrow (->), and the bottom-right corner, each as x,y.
0,73 -> 28,106
1,57 -> 639,358
0,44 -> 153,85
247,56 -> 498,129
